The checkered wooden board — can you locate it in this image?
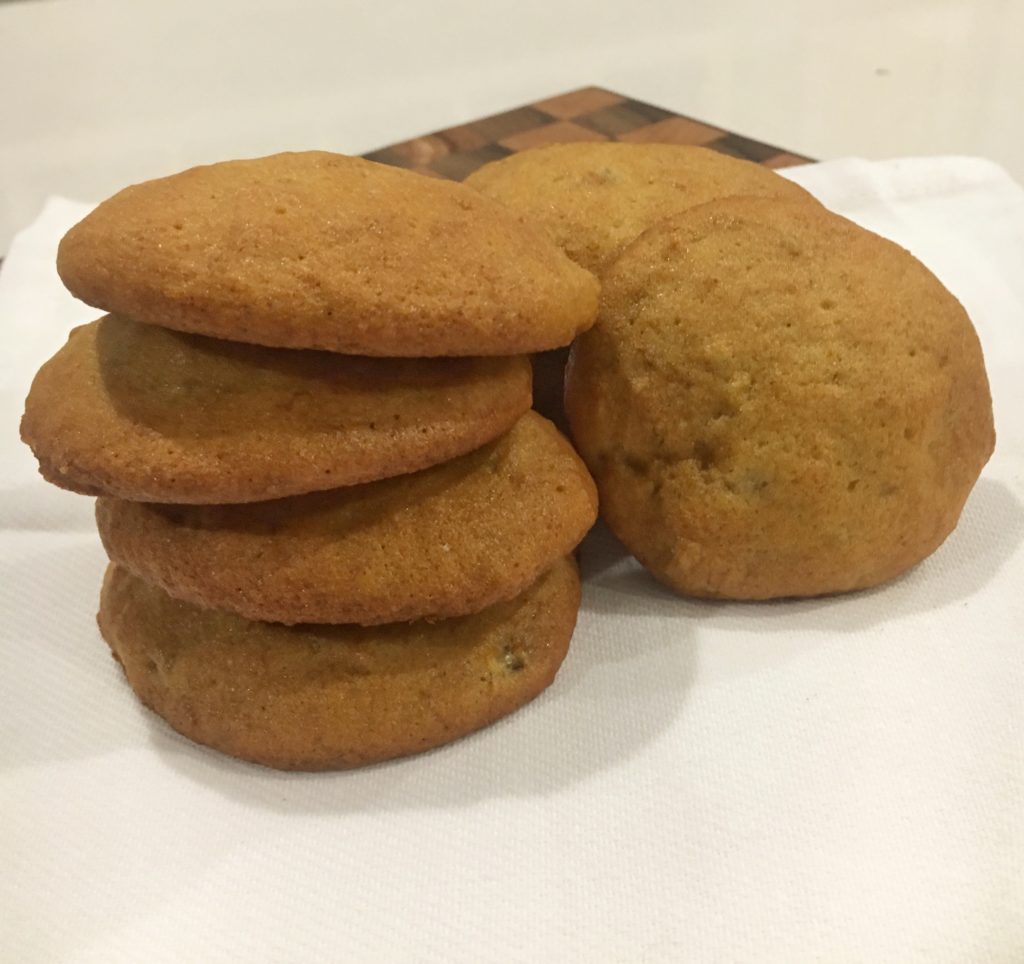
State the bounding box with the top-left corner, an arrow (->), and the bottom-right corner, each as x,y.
363,86 -> 811,181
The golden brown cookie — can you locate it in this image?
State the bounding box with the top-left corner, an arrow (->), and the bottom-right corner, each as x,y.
98,558 -> 580,770
566,197 -> 995,599
56,151 -> 599,356
96,412 -> 597,624
465,142 -> 817,275
21,315 -> 531,504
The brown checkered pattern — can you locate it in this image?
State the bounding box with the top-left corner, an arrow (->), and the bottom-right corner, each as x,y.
363,86 -> 811,181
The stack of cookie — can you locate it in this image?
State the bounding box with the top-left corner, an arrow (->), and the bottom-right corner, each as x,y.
470,143 -> 995,599
21,151 -> 600,770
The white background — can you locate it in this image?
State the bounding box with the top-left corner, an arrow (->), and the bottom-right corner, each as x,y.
2,0 -> 1024,250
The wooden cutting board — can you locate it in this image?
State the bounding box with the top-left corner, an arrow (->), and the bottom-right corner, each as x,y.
362,86 -> 811,180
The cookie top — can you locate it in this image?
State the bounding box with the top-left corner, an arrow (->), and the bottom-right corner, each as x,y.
56,151 -> 599,356
22,315 -> 531,504
98,558 -> 580,770
566,197 -> 995,599
96,411 -> 597,625
465,142 -> 817,275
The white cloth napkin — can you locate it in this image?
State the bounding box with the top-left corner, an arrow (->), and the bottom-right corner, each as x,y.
1,158 -> 1021,964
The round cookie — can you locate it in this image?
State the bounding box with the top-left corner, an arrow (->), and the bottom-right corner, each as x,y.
56,151 -> 599,356
566,197 -> 995,599
21,315 -> 531,504
98,558 -> 581,770
465,142 -> 818,275
96,411 -> 597,624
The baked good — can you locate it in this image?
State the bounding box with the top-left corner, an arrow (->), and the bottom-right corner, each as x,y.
96,412 -> 597,624
56,151 -> 599,356
21,315 -> 531,503
465,142 -> 817,274
98,558 -> 581,770
566,197 -> 995,599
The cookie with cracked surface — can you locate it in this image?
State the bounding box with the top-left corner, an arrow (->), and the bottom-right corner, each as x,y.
98,557 -> 580,771
96,412 -> 597,625
57,151 -> 598,356
21,315 -> 531,503
465,142 -> 817,275
566,197 -> 995,599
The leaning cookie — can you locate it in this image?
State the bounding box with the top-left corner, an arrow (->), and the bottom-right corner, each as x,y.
566,197 -> 995,599
98,558 -> 581,771
57,151 -> 599,356
465,142 -> 817,275
21,315 -> 531,503
97,412 -> 597,625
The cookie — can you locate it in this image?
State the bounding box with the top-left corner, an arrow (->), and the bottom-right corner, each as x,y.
566,197 -> 995,599
98,558 -> 580,770
96,411 -> 597,625
56,151 -> 599,356
21,315 -> 531,504
465,142 -> 817,275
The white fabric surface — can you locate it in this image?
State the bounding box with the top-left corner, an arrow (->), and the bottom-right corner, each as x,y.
1,158 -> 1022,963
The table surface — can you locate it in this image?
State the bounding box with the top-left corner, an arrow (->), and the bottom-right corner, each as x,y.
2,0 -> 1023,252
